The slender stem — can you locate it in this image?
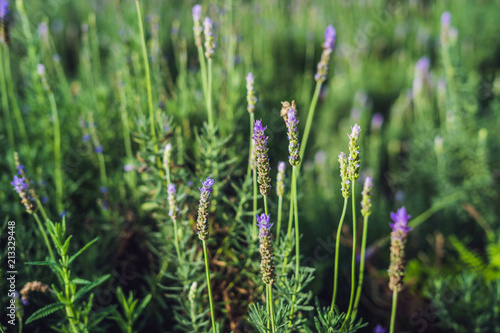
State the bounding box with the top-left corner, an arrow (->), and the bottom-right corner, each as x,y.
299,82 -> 322,163
202,241 -> 217,332
247,113 -> 255,181
276,195 -> 283,247
252,167 -> 258,240
196,44 -> 208,104
389,291 -> 398,333
32,213 -> 55,262
136,0 -> 155,143
268,284 -> 276,333
207,59 -> 214,135
3,45 -> 28,144
343,181 -> 357,328
264,195 -> 268,215
117,72 -> 133,160
47,91 -> 63,213
353,215 -> 369,319
289,166 -> 300,321
293,166 -> 300,278
172,218 -> 184,269
330,197 -> 349,312
266,285 -> 270,331
282,191 -> 294,275
0,46 -> 15,166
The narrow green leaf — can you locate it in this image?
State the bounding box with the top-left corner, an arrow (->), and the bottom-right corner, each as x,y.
132,294 -> 151,323
25,302 -> 65,324
73,274 -> 111,303
68,237 -> 99,265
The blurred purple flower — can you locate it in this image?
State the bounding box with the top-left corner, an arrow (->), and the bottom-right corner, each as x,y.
11,176 -> 28,194
441,12 -> 451,28
0,0 -> 8,20
95,145 -> 103,154
390,206 -> 412,237
123,164 -> 134,172
82,134 -> 90,142
192,4 -> 202,22
371,113 -> 384,130
374,324 -> 386,333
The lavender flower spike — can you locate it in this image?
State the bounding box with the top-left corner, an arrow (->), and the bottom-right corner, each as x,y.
203,17 -> 215,59
276,161 -> 286,197
196,177 -> 215,240
11,155 -> 37,214
361,177 -> 373,217
246,72 -> 257,114
281,101 -> 301,166
257,213 -> 276,285
167,183 -> 179,219
388,206 -> 411,292
0,0 -> 8,20
192,4 -> 203,47
315,24 -> 336,83
338,152 -> 350,198
347,124 -> 361,181
253,120 -> 271,196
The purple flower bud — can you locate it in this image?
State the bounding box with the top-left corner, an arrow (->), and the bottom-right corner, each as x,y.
11,175 -> 28,194
390,206 -> 411,236
278,161 -> 286,173
167,183 -> 176,194
37,64 -> 46,76
82,134 -> 90,142
246,72 -> 257,113
441,11 -> 451,28
203,17 -> 215,58
256,213 -> 276,285
349,124 -> 361,140
95,145 -> 103,154
17,165 -> 24,175
124,164 -> 134,172
100,186 -> 108,193
415,56 -> 430,75
0,0 -> 9,20
192,4 -> 202,22
371,113 -> 384,131
253,120 -> 271,196
38,22 -> 48,39
374,324 -> 386,333
323,24 -> 336,50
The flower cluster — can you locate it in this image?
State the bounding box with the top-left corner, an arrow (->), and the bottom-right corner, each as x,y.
360,177 -> 373,217
11,160 -> 37,214
338,152 -> 350,198
253,120 -> 271,196
167,183 -> 179,220
388,207 -> 412,292
276,161 -> 286,197
256,213 -> 276,285
347,124 -> 361,181
246,72 -> 257,114
163,143 -> 172,171
0,0 -> 9,45
413,56 -> 430,95
20,281 -> 50,306
192,4 -> 203,47
196,177 -> 214,240
281,101 -> 301,166
203,17 -> 215,59
315,25 -> 336,83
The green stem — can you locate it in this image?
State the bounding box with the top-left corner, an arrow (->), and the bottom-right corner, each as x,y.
207,58 -> 214,135
330,197 -> 349,312
118,73 -> 133,160
276,195 -> 283,247
343,181 -> 357,328
282,191 -> 294,275
172,218 -> 184,269
196,44 -> 208,104
32,213 -> 55,262
135,0 -> 156,145
202,241 -> 217,332
48,91 -> 63,213
353,215 -> 369,319
389,291 -> 398,333
3,45 -> 28,144
289,166 -> 299,321
266,285 -> 270,331
264,195 -> 268,215
247,113 -> 255,181
299,82 -> 322,163
268,284 -> 276,333
0,46 -> 15,165
252,167 -> 258,240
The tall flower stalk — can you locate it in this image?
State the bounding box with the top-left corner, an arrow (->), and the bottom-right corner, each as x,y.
246,72 -> 259,239
300,25 -> 336,163
257,213 -> 276,333
281,101 -> 301,319
253,120 -> 271,215
353,176 -> 373,318
196,177 -> 216,332
343,124 -> 361,328
330,152 -> 350,311
388,207 -> 411,333
275,161 -> 286,246
193,4 -> 208,124
204,16 -> 215,135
